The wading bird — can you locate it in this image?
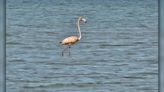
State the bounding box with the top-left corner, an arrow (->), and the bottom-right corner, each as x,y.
60,16 -> 87,56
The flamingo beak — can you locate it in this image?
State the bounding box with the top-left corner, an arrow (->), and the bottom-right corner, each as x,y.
82,18 -> 87,23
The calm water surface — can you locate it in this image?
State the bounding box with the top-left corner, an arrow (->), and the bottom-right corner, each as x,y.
6,0 -> 158,92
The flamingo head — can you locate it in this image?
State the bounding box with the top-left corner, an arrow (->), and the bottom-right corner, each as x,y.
79,16 -> 87,23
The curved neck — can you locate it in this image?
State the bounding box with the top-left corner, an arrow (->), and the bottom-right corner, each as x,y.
77,18 -> 81,40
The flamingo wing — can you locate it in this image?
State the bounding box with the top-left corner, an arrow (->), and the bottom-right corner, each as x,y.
61,36 -> 79,45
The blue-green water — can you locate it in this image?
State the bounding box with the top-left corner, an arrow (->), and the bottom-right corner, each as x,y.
6,0 -> 158,92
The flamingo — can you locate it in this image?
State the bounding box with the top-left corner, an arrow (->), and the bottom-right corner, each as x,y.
60,16 -> 87,56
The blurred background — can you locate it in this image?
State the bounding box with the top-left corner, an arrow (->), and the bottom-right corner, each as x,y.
0,0 -> 5,92
5,0 -> 159,92
160,0 -> 164,91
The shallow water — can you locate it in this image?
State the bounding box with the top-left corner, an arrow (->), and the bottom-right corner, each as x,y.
6,0 -> 158,92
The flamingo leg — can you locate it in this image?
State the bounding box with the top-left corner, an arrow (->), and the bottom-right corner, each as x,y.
62,46 -> 68,56
68,45 -> 71,56
62,45 -> 71,56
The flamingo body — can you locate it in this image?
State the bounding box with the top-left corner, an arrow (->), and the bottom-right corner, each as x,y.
61,36 -> 79,45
